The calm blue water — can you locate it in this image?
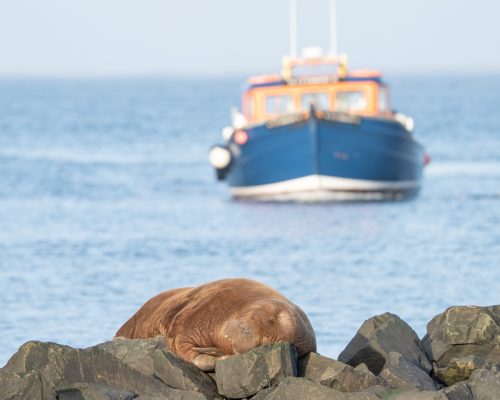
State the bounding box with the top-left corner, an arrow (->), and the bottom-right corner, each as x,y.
1,76 -> 499,366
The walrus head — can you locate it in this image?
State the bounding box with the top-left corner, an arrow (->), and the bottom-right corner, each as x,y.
220,300 -> 299,354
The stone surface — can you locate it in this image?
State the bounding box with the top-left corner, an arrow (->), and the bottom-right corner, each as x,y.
153,349 -> 219,399
0,369 -> 55,400
467,369 -> 500,400
442,382 -> 474,400
363,385 -> 398,399
263,377 -> 379,400
298,352 -> 383,392
424,306 -> 500,362
3,341 -> 75,386
249,385 -> 278,400
379,352 -> 438,391
3,307 -> 500,400
2,341 -> 183,397
56,383 -> 136,400
338,313 -> 432,375
215,343 -> 297,399
422,306 -> 500,385
136,394 -> 207,400
434,354 -> 497,387
385,390 -> 447,400
96,335 -> 167,376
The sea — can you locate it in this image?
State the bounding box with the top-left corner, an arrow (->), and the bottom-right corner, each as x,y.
0,75 -> 499,366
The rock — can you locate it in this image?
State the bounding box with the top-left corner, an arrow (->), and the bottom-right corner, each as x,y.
3,341 -> 76,387
338,313 -> 432,375
353,363 -> 373,375
379,352 -> 438,391
263,377 -> 379,400
442,382 -> 474,400
56,383 -> 136,400
153,349 -> 219,399
2,341 -> 186,397
363,385 -> 398,399
434,354 -> 497,387
424,306 -> 500,361
249,386 -> 278,400
298,352 -> 383,392
214,343 -> 297,399
0,369 -> 55,400
422,306 -> 500,385
384,390 -> 447,400
135,394 -> 207,400
467,369 -> 500,400
96,335 -> 167,376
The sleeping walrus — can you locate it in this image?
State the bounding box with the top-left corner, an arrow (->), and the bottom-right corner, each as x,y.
115,278 -> 316,371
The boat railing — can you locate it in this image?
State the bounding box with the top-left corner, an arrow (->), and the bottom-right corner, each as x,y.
282,53 -> 349,83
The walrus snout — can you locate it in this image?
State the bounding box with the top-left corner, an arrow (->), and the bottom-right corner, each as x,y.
221,319 -> 259,354
223,304 -> 298,352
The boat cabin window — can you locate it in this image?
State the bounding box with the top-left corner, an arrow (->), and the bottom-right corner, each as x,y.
265,94 -> 295,115
335,91 -> 367,113
378,86 -> 390,113
300,92 -> 330,111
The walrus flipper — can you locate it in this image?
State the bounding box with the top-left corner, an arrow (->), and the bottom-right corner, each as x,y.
190,347 -> 226,371
192,353 -> 227,372
192,347 -> 225,357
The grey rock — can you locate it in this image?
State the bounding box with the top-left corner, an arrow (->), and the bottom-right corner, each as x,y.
379,352 -> 438,391
136,394 -> 207,400
424,306 -> 500,362
2,341 -> 178,397
442,382 -> 474,400
153,349 -> 219,399
338,313 -> 432,375
0,369 -> 55,400
298,352 -> 383,392
3,341 -> 75,386
467,369 -> 500,400
56,383 -> 136,400
433,353 -> 498,387
365,386 -> 431,399
96,335 -> 167,376
215,343 -> 297,399
386,390 -> 447,400
263,377 -> 379,400
423,306 -> 500,385
363,385 -> 395,399
249,386 -> 278,400
354,363 -> 373,375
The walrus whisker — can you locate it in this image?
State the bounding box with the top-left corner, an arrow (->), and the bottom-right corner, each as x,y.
192,347 -> 225,356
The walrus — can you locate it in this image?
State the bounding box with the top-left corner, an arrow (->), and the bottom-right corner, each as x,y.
115,278 -> 316,371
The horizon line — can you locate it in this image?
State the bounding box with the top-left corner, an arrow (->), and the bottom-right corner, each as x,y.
0,67 -> 499,80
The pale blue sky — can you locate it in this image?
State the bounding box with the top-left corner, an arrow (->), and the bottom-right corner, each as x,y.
1,0 -> 499,76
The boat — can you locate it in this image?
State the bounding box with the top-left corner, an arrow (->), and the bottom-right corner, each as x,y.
209,1 -> 427,201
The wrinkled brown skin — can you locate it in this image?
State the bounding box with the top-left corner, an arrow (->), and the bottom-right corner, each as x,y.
115,278 -> 316,371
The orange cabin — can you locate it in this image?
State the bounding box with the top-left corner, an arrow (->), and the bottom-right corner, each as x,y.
241,56 -> 392,125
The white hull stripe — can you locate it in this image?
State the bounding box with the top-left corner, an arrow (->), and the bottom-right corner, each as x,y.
230,175 -> 420,197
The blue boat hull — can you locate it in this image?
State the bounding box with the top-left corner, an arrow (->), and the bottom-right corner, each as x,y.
222,111 -> 424,200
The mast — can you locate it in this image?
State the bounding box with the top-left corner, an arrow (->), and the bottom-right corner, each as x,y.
289,0 -> 298,57
329,0 -> 338,57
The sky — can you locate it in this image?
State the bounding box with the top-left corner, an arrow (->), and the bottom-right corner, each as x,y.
0,0 -> 499,77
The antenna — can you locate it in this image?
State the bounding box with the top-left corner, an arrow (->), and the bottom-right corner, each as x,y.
289,0 -> 298,57
329,0 -> 338,57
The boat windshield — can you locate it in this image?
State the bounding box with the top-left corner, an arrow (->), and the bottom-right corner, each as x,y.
265,94 -> 295,115
335,91 -> 367,113
300,92 -> 329,111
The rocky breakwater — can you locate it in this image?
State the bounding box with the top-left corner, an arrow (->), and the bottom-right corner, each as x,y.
1,305 -> 499,400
